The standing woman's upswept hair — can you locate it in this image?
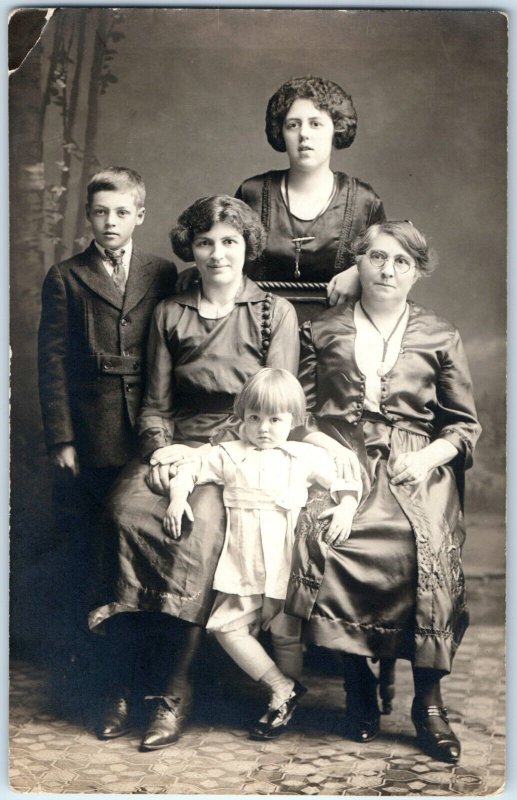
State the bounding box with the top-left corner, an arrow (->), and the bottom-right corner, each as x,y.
265,75 -> 358,152
235,74 -> 384,285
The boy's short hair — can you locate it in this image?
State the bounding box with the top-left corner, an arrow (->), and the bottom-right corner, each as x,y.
234,368 -> 306,427
86,166 -> 146,208
170,195 -> 266,263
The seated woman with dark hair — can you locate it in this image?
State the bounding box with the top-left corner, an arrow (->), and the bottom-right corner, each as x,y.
89,195 -> 300,751
286,220 -> 481,763
236,75 -> 386,302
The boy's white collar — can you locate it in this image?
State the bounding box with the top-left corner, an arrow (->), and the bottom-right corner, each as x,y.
95,239 -> 133,261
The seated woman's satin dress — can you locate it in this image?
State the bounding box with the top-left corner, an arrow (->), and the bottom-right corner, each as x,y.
236,171 -> 385,282
89,279 -> 299,630
285,301 -> 481,673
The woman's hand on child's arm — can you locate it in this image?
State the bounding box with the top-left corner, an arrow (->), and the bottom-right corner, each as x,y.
317,494 -> 358,546
304,433 -> 361,483
148,444 -> 204,494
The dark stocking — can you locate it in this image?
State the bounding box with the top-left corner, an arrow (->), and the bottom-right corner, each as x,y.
379,658 -> 396,714
148,616 -> 204,699
342,654 -> 380,742
343,655 -> 378,706
101,613 -> 140,698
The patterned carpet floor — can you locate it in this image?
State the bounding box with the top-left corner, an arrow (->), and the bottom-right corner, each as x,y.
9,624 -> 505,795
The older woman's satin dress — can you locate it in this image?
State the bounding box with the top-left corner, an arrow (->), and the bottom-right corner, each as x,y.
89,280 -> 299,630
285,301 -> 481,673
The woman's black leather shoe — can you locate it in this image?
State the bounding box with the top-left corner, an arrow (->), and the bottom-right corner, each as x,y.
249,681 -> 307,740
411,700 -> 461,763
140,695 -> 190,751
346,708 -> 380,743
96,694 -> 131,740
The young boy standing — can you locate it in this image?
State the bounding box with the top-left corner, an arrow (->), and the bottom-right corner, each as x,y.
38,166 -> 177,727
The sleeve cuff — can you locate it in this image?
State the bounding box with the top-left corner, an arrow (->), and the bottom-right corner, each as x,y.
437,429 -> 468,457
139,428 -> 175,461
329,478 -> 362,505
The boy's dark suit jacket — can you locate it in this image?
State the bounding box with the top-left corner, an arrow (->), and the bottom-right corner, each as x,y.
38,241 -> 178,468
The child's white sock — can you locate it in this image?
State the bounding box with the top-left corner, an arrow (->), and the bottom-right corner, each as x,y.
260,665 -> 295,710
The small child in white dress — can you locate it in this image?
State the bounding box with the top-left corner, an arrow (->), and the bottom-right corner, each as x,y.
164,368 -> 361,740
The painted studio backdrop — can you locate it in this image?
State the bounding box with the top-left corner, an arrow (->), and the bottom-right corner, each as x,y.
10,9 -> 506,657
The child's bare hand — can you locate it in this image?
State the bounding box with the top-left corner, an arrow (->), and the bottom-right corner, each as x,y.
317,495 -> 357,546
163,500 -> 194,539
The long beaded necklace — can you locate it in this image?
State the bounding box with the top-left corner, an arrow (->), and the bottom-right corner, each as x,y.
284,172 -> 337,279
359,301 -> 408,377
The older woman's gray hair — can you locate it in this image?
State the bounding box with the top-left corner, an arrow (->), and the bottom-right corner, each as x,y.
352,220 -> 438,277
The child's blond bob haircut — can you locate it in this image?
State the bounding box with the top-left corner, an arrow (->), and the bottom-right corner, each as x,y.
233,368 -> 306,427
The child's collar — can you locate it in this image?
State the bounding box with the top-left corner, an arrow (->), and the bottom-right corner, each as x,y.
218,438 -> 304,464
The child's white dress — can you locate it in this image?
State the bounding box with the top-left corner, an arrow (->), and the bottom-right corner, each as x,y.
174,439 -> 361,631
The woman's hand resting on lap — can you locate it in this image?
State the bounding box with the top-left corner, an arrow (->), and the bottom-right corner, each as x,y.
389,440 -> 458,486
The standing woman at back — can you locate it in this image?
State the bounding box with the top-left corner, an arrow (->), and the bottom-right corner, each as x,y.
236,75 -> 385,301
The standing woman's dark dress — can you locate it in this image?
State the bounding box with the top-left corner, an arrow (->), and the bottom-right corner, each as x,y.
235,76 -> 385,290
236,170 -> 385,282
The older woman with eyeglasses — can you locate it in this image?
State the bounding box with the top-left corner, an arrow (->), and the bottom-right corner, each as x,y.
286,220 -> 481,763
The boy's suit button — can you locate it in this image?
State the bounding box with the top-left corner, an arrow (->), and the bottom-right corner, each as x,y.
120,317 -> 128,326
125,384 -> 132,393
103,362 -> 112,371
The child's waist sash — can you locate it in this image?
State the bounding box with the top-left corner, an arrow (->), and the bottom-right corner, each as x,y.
223,486 -> 308,511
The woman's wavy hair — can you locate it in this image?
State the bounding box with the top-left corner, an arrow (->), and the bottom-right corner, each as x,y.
265,76 -> 357,153
352,220 -> 438,277
170,195 -> 266,263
